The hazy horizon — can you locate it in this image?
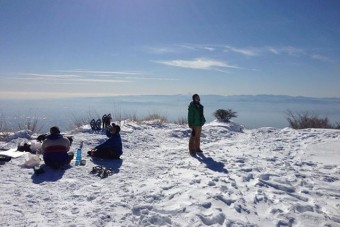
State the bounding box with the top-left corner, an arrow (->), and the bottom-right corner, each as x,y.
1,95 -> 339,132
2,93 -> 340,101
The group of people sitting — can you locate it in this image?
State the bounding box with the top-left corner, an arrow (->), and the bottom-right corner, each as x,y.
41,122 -> 122,169
40,94 -> 206,168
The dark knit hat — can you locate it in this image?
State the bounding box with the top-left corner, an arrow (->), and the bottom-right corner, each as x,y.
192,94 -> 200,101
50,126 -> 60,134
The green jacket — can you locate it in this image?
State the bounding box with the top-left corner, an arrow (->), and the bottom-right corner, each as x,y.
188,101 -> 206,127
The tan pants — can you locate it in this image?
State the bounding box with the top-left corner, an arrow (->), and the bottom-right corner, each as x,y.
189,127 -> 202,152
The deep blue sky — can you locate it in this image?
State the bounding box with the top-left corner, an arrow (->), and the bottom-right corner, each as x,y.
0,0 -> 339,99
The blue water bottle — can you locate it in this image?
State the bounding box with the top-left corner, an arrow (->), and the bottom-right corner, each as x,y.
75,141 -> 83,165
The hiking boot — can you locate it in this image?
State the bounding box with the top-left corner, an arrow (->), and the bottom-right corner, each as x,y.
0,155 -> 11,162
33,164 -> 45,174
189,150 -> 196,156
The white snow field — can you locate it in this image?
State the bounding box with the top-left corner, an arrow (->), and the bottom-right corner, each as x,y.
0,120 -> 339,227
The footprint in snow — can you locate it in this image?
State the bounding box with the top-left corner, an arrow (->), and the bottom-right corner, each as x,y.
197,212 -> 226,225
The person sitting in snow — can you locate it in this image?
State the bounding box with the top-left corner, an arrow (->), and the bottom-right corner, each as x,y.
88,123 -> 122,160
42,126 -> 74,169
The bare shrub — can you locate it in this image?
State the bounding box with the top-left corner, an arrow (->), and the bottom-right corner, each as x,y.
286,110 -> 332,129
71,112 -> 97,128
18,117 -> 43,134
213,109 -> 237,122
71,114 -> 93,128
174,117 -> 188,125
334,122 -> 340,129
0,114 -> 5,132
123,113 -> 138,122
0,114 -> 11,141
70,109 -> 102,129
142,113 -> 168,124
112,111 -> 138,123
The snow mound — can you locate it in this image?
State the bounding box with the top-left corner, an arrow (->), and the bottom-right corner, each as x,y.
2,130 -> 32,142
206,120 -> 244,132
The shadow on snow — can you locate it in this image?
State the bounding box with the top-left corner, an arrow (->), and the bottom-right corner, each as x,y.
193,153 -> 228,174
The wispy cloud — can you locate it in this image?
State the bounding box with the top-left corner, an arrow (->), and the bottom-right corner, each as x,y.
145,47 -> 182,54
151,43 -> 332,72
269,46 -> 305,56
124,76 -> 179,81
310,54 -> 333,62
70,78 -> 131,83
224,46 -> 260,56
0,91 -> 134,99
61,70 -> 179,81
59,70 -> 142,75
224,45 -> 306,57
146,44 -> 217,55
20,73 -> 81,79
7,71 -> 178,83
148,43 -> 333,63
176,44 -> 216,52
224,45 -> 333,62
11,73 -> 130,83
154,58 -> 240,71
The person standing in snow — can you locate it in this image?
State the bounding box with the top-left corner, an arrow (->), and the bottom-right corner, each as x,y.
188,94 -> 206,155
88,123 -> 122,159
42,126 -> 74,169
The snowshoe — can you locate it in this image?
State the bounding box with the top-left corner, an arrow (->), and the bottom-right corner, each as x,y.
90,165 -> 103,175
102,114 -> 107,128
102,114 -> 112,128
90,119 -> 96,130
90,166 -> 113,178
96,119 -> 102,131
107,114 -> 112,122
100,168 -> 113,179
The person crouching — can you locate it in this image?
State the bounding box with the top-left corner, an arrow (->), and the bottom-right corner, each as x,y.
42,126 -> 74,169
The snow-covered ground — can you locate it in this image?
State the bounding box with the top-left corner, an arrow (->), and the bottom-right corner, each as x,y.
0,120 -> 339,227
